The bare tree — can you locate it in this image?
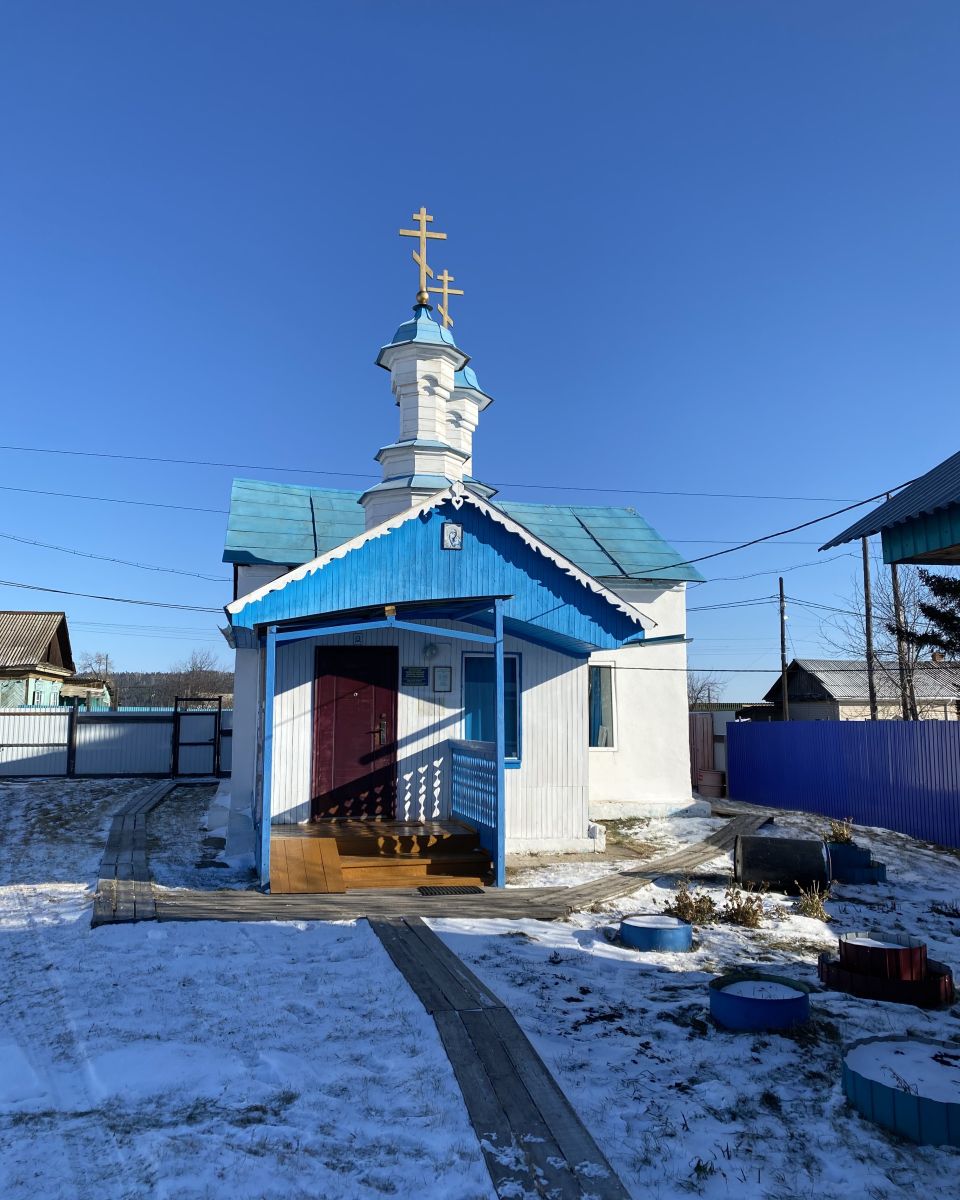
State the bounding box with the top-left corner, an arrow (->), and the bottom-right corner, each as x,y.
174,648 -> 226,700
76,650 -> 113,680
687,671 -> 722,707
818,559 -> 938,718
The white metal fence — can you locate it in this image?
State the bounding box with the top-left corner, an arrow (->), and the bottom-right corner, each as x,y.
0,707 -> 233,778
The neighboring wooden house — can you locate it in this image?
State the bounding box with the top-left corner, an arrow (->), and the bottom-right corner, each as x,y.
0,612 -> 75,707
222,292 -> 701,891
762,658 -> 960,721
60,675 -> 114,709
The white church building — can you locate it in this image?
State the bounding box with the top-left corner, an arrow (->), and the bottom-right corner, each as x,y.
222,220 -> 700,892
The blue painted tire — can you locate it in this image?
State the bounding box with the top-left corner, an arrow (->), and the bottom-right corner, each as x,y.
843,1035 -> 960,1146
826,842 -> 873,872
619,915 -> 693,952
709,971 -> 812,1031
833,861 -> 887,885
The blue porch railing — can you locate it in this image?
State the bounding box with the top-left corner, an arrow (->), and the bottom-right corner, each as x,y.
450,738 -> 503,886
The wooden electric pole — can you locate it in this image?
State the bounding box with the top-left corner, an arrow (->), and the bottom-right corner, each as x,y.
890,561 -> 911,720
862,537 -> 878,720
779,576 -> 790,721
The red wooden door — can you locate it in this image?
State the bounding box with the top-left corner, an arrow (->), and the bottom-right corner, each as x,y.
311,646 -> 398,820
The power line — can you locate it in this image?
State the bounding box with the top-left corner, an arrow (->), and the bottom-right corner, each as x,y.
687,595 -> 777,612
612,662 -> 960,673
0,577 -> 222,612
0,530 -> 229,581
0,442 -> 856,503
702,551 -> 858,583
632,479 -> 915,576
787,595 -> 862,618
0,482 -> 228,515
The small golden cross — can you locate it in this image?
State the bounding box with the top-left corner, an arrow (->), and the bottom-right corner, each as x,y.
428,269 -> 464,328
399,206 -> 447,299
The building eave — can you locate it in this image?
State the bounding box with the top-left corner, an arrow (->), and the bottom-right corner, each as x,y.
226,483 -> 655,631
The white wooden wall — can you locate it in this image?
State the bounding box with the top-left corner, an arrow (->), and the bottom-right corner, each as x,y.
588,583 -> 694,813
269,622 -> 591,849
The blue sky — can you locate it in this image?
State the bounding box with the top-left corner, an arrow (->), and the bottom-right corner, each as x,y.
1,2 -> 958,692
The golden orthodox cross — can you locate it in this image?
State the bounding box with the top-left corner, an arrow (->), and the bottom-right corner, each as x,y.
399,206 -> 447,299
428,269 -> 464,328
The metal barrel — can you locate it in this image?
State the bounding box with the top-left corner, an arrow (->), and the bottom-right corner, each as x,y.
733,835 -> 829,894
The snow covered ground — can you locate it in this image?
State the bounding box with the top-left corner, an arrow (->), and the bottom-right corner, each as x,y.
506,814 -> 729,888
3,777 -> 959,1199
435,807 -> 960,1198
0,779 -> 492,1200
148,783 -> 257,891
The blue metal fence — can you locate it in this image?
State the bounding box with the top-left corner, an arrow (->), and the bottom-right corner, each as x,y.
450,738 -> 502,884
727,721 -> 960,848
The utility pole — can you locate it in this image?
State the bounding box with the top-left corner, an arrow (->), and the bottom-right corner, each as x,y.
779,576 -> 790,721
862,537 -> 878,720
890,561 -> 911,720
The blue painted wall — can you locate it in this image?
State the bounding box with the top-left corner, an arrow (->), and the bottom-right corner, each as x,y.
231,501 -> 643,651
727,721 -> 960,849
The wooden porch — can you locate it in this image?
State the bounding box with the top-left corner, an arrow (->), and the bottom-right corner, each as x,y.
269,819 -> 494,894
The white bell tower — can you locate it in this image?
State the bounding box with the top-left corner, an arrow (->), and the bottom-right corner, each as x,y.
360,209 -> 495,528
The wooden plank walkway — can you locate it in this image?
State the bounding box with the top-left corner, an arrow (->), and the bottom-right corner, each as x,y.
91,781 -> 177,926
562,811 -> 769,908
150,812 -> 768,922
85,779 -> 769,926
370,916 -> 631,1200
154,886 -> 570,922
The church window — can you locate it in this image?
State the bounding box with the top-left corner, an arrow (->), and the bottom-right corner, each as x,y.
589,666 -> 615,747
463,655 -> 520,761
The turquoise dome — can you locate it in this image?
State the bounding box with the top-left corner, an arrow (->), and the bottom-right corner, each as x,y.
385,302 -> 457,350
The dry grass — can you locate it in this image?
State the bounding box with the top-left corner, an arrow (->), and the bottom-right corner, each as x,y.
794,881 -> 831,921
719,885 -> 765,928
664,879 -> 718,925
826,817 -> 855,844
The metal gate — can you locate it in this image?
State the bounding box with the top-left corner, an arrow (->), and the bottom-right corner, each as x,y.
172,696 -> 222,777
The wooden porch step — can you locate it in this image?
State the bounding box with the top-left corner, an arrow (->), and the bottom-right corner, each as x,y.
271,837 -> 345,895
339,851 -> 493,884
281,820 -> 482,859
344,873 -> 491,892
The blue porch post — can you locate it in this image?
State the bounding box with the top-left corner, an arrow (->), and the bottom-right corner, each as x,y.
493,598 -> 506,887
260,623 -> 277,890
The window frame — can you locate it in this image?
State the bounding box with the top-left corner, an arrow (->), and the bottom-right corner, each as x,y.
588,663 -> 617,750
461,652 -> 522,767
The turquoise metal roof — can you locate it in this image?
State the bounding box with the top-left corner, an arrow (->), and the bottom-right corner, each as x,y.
376,302 -> 457,368
821,449 -> 960,549
224,479 -> 702,582
224,479 -> 365,566
454,364 -> 493,403
497,501 -> 704,582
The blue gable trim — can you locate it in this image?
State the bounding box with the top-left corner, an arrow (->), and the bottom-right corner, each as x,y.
230,501 -> 643,652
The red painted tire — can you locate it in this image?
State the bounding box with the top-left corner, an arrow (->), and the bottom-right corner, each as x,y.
838,931 -> 926,981
819,953 -> 955,1010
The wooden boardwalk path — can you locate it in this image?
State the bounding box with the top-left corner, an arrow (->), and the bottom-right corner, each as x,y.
89,777 -> 769,927
562,811 -> 769,909
151,812 -> 768,923
370,916 -> 631,1200
92,781 -> 177,926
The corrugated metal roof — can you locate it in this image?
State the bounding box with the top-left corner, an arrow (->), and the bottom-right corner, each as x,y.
223,479 -> 703,583
497,502 -> 703,582
821,450 -> 960,549
0,611 -> 73,672
763,658 -> 960,703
